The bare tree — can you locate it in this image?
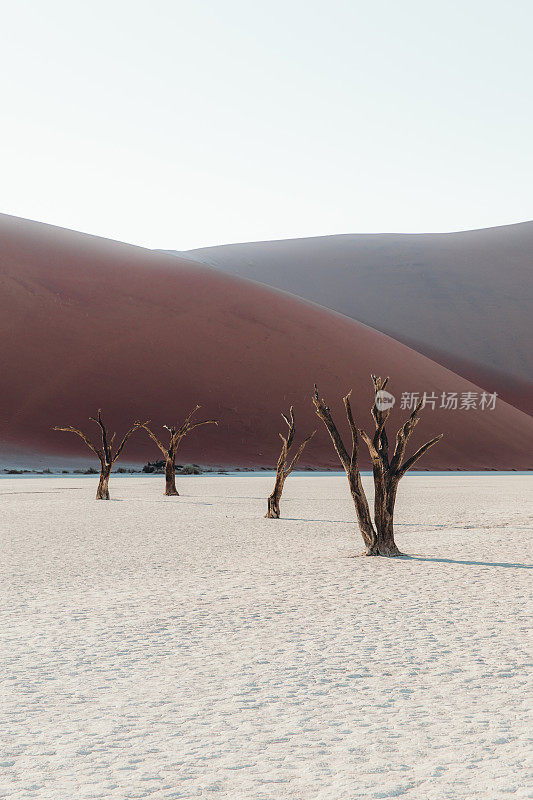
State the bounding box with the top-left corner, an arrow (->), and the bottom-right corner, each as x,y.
141,405 -> 218,496
265,407 -> 315,518
54,410 -> 145,499
313,376 -> 443,556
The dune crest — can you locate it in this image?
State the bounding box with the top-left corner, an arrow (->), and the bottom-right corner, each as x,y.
177,223 -> 533,415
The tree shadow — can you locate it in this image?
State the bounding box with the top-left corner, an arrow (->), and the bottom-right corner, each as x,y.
0,488 -> 84,495
284,517 -> 352,523
282,518 -> 533,534
402,555 -> 532,569
283,517 -> 454,526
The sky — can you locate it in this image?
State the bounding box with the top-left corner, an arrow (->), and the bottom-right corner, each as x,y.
1,0 -> 532,250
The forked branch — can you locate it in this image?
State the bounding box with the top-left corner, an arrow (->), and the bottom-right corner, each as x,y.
360,384 -> 443,480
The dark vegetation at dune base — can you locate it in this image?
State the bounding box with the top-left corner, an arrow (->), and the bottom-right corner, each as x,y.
1,464 -> 227,475
142,461 -> 204,475
1,466 -> 529,476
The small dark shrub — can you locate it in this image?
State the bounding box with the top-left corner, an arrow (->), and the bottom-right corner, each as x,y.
142,460 -> 166,474
179,464 -> 202,475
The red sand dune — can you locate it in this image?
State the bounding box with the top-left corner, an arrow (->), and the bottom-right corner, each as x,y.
1,213 -> 532,469
177,223 -> 533,415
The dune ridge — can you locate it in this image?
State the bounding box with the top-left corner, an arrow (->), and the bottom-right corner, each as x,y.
176,223 -> 533,414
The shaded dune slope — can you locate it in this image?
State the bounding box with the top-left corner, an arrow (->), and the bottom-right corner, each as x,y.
178,223 -> 533,415
1,214 -> 531,469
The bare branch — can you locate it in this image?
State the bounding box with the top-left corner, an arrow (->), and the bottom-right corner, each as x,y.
184,419 -> 218,435
177,404 -> 201,433
140,423 -> 169,457
286,430 -> 316,475
313,384 -> 350,471
89,409 -> 111,461
371,374 -> 389,393
279,407 -> 295,450
398,435 -> 443,478
170,405 -> 217,448
358,426 -> 380,462
369,375 -> 390,467
112,420 -> 147,464
390,399 -> 424,474
53,426 -> 103,463
343,391 -> 360,471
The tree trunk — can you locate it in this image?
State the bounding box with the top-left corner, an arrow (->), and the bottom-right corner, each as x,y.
96,467 -> 111,500
265,494 -> 280,518
165,456 -> 179,496
347,471 -> 376,550
374,523 -> 402,556
367,479 -> 402,556
265,476 -> 283,518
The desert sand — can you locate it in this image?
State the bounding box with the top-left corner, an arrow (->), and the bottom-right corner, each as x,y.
1,213 -> 532,471
1,474 -> 531,799
179,222 -> 533,414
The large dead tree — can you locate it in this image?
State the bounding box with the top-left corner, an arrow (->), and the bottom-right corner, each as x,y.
141,406 -> 217,496
265,407 -> 315,518
313,376 -> 443,556
54,410 -> 145,499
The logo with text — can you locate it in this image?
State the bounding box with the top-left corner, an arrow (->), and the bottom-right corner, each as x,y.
375,390 -> 396,411
375,391 -> 498,412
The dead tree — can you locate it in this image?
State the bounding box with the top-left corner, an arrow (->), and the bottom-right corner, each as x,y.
54,410 -> 145,499
265,407 -> 315,518
313,376 -> 443,556
141,406 -> 217,496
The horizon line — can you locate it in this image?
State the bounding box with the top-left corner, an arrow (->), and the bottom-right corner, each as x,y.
1,209 -> 532,254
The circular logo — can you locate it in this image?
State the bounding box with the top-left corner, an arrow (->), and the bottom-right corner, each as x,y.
375,390 -> 396,411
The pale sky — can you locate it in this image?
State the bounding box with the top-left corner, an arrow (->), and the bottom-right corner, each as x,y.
1,0 -> 531,250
